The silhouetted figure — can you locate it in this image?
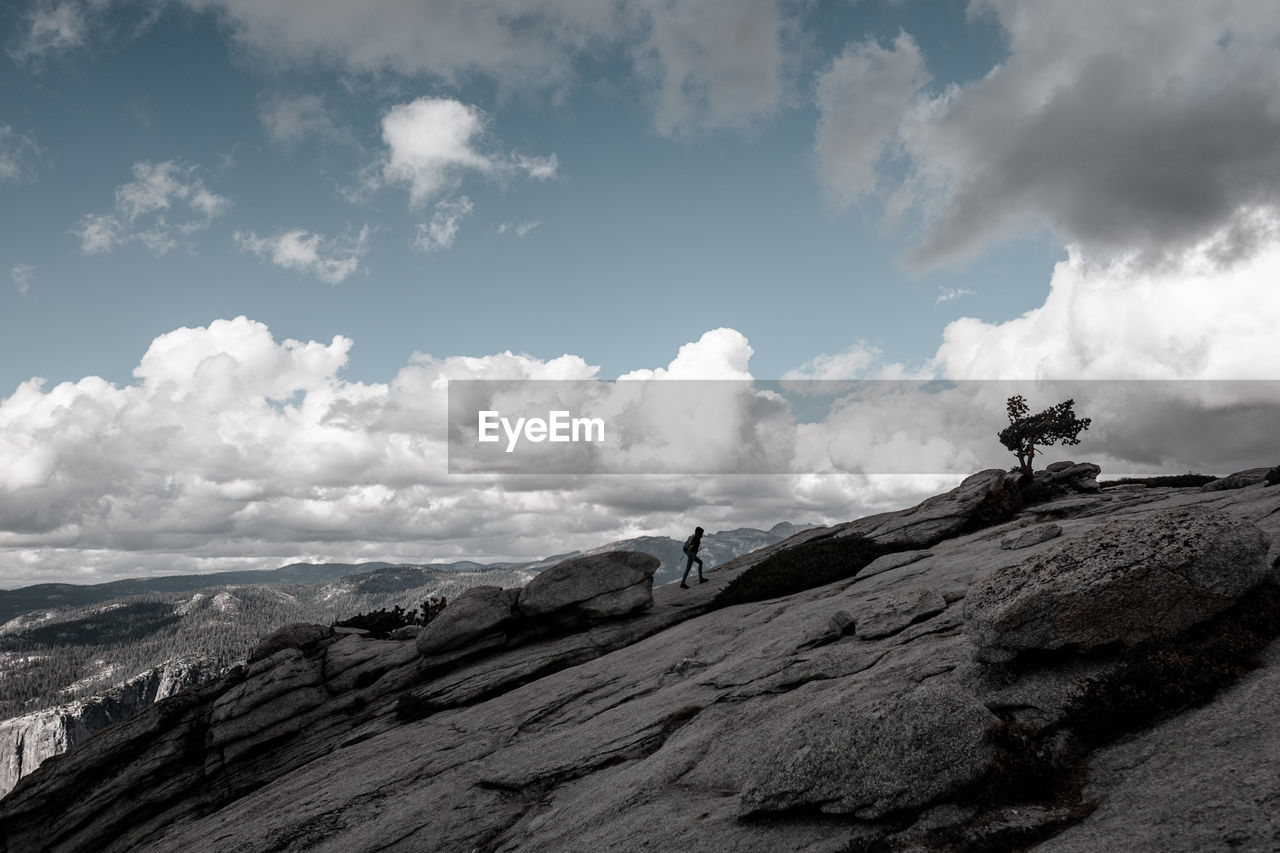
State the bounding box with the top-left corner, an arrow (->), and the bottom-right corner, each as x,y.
680,526 -> 705,588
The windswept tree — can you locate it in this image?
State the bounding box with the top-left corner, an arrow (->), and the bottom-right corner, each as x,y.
998,395 -> 1091,477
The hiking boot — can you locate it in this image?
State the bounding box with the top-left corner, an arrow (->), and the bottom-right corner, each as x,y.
680,583 -> 689,589
698,578 -> 707,583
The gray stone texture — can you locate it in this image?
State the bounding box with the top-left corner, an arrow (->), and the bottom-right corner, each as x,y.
965,506 -> 1271,662
415,585 -> 518,655
5,476 -> 1280,853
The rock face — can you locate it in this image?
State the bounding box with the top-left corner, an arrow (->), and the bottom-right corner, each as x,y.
1201,466 -> 1273,491
855,589 -> 948,640
4,481 -> 1280,853
843,468 -> 1013,546
0,657 -> 214,798
1000,523 -> 1062,550
965,506 -> 1271,662
517,551 -> 658,622
1041,461 -> 1101,492
416,585 -> 518,654
740,682 -> 1000,819
412,552 -> 659,657
247,623 -> 333,663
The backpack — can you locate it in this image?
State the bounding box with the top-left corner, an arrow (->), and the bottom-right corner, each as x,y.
682,535 -> 696,553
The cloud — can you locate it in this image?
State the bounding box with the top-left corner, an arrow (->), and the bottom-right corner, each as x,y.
629,0 -> 789,135
782,340 -> 884,381
380,99 -> 489,205
74,160 -> 232,255
176,0 -> 789,135
414,197 -> 473,252
3,316 -> 1278,587
235,225 -> 371,284
498,221 -> 542,238
258,94 -> 354,148
0,126 -> 41,182
7,1 -> 87,64
814,31 -> 928,204
619,328 -> 755,380
815,0 -> 1280,269
929,239 -> 1280,380
376,97 -> 557,208
935,287 -> 975,304
10,265 -> 35,295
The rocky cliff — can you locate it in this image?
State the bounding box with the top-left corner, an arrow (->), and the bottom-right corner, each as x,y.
2,468 -> 1279,852
0,657 -> 214,799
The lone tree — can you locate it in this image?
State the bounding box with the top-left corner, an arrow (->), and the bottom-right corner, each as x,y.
999,395 -> 1091,478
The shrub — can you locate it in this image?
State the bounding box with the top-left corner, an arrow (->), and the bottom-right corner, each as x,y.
1069,584 -> 1280,742
1101,473 -> 1218,488
713,533 -> 903,607
962,478 -> 1025,530
333,595 -> 448,639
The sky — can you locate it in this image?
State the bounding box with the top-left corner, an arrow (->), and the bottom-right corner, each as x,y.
3,0 -> 1280,588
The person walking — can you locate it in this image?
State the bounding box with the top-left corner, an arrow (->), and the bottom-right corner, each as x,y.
680,526 -> 705,588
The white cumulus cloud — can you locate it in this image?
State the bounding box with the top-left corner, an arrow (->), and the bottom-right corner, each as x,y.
376,97 -> 557,208
929,239 -> 1280,380
2,316 -> 1277,588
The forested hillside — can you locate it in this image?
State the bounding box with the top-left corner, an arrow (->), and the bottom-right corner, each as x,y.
0,565 -> 533,720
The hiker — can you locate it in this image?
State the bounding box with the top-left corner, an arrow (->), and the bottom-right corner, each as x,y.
680,526 -> 705,588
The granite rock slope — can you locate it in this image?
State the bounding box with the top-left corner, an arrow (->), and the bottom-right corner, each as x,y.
3,471 -> 1280,853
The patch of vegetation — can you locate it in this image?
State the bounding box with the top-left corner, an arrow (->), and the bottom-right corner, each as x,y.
8,601 -> 181,648
1100,472 -> 1218,488
712,534 -> 907,608
961,478 -> 1026,531
332,596 -> 447,639
1070,584 -> 1280,741
395,691 -> 435,722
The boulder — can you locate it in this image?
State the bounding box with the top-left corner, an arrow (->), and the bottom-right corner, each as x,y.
1024,461 -> 1102,499
1201,467 -> 1273,491
517,551 -> 659,622
1267,465 -> 1280,487
247,623 -> 333,663
416,586 -> 519,655
1000,523 -> 1062,550
1045,461 -> 1101,491
740,682 -> 1000,820
846,469 -> 1013,546
965,506 -> 1271,662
